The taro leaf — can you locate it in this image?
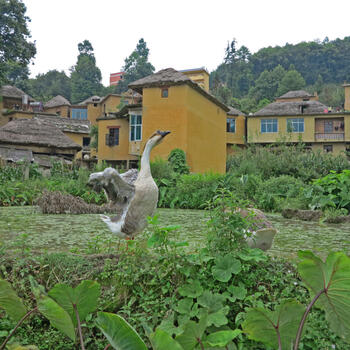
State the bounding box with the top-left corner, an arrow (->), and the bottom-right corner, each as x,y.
197,291 -> 225,312
204,329 -> 242,347
48,280 -> 100,326
175,314 -> 208,350
96,312 -> 147,350
227,285 -> 247,302
37,294 -> 76,341
204,306 -> 229,327
242,299 -> 304,350
178,280 -> 203,298
298,251 -> 350,341
175,298 -> 199,317
237,248 -> 268,262
158,313 -> 183,337
150,329 -> 184,350
0,279 -> 27,322
212,255 -> 241,282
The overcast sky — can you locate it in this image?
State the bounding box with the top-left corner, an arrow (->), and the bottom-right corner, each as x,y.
24,0 -> 350,86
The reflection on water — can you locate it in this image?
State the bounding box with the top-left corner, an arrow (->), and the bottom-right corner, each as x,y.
0,207 -> 349,260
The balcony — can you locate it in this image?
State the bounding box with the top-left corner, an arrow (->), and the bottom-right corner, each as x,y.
315,133 -> 345,141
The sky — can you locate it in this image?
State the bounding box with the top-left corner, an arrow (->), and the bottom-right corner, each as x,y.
23,0 -> 350,86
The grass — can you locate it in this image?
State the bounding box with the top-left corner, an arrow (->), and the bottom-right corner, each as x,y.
0,206 -> 349,259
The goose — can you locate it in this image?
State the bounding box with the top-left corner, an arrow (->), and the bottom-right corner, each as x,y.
88,130 -> 170,239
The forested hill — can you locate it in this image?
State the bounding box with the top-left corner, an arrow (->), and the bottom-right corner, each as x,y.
210,37 -> 350,113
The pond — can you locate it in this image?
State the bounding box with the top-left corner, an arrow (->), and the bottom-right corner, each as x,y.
0,206 -> 349,260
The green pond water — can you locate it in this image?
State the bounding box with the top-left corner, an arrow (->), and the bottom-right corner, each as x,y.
0,206 -> 349,260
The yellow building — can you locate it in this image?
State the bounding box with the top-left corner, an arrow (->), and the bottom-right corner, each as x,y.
44,95 -> 71,117
97,68 -> 230,173
180,67 -> 210,92
247,89 -> 350,154
226,107 -> 246,155
81,93 -> 139,125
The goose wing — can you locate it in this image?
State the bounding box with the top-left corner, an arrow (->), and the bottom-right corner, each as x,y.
88,167 -> 136,204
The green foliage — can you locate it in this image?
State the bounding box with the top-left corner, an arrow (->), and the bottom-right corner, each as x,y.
298,251 -> 350,341
277,69 -> 306,96
0,0 -> 36,85
306,170 -> 350,211
96,312 -> 147,350
89,125 -> 99,151
168,149 -> 190,175
70,40 -> 103,104
116,38 -> 155,93
0,279 -> 27,322
243,300 -> 305,350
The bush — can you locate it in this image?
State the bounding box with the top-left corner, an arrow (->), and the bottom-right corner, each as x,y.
227,143 -> 350,182
168,148 -> 190,174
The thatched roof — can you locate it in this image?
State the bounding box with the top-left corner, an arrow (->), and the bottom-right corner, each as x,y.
0,118 -> 81,150
277,90 -> 314,99
129,68 -> 229,112
97,104 -> 142,121
36,114 -> 90,134
227,107 -> 244,116
79,95 -> 102,105
44,95 -> 71,108
254,100 -> 328,116
0,85 -> 34,101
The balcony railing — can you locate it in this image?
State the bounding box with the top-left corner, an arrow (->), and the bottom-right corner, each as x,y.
315,133 -> 345,141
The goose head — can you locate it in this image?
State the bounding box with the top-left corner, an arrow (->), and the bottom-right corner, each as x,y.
146,130 -> 171,149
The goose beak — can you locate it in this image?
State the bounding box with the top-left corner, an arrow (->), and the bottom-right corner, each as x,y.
157,130 -> 171,138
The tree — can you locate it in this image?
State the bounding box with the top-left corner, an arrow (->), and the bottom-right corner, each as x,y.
0,0 -> 36,86
70,40 -> 103,104
277,69 -> 306,96
116,38 -> 155,93
25,70 -> 71,102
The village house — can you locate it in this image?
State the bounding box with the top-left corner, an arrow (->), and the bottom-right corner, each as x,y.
96,68 -> 232,173
0,118 -> 81,166
247,87 -> 350,154
226,107 -> 246,155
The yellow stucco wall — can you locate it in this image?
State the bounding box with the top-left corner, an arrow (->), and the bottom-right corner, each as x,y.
64,132 -> 86,159
182,69 -> 210,92
185,86 -> 226,174
344,85 -> 350,111
312,143 -> 346,155
44,105 -> 70,118
226,115 -> 246,145
87,95 -> 135,125
247,114 -> 350,144
97,118 -> 137,162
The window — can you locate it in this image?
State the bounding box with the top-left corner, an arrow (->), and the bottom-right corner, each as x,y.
287,118 -> 304,132
130,114 -> 142,141
324,145 -> 333,153
227,118 -> 236,133
324,121 -> 333,133
106,127 -> 119,146
161,88 -> 168,98
261,119 -> 278,133
83,137 -> 90,147
71,108 -> 87,120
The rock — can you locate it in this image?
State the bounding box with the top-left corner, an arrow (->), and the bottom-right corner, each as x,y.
282,209 -> 322,221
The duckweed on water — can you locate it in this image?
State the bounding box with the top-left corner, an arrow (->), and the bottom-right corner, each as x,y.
0,206 -> 349,259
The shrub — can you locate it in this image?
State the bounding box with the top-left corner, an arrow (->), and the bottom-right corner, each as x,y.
150,157 -> 175,181
168,148 -> 190,175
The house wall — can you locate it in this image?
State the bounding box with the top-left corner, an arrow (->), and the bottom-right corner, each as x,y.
139,85 -> 188,164
182,69 -> 210,92
44,105 -> 70,118
226,115 -> 246,145
64,132 -> 88,160
247,113 -> 350,155
97,118 -> 137,162
185,86 -> 226,174
344,85 -> 350,111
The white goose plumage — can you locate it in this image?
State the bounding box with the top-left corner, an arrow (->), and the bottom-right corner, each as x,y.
88,130 -> 170,239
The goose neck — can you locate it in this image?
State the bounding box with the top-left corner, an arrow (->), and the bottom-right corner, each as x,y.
139,140 -> 153,178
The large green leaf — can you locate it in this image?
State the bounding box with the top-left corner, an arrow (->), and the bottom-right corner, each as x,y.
96,312 -> 147,350
242,299 -> 304,350
178,280 -> 203,298
48,280 -> 100,326
197,291 -> 229,326
204,329 -> 242,347
298,251 -> 350,342
150,329 -> 184,350
175,314 -> 207,350
212,255 -> 241,282
37,295 -> 76,341
0,279 -> 27,322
